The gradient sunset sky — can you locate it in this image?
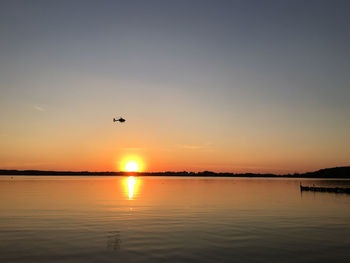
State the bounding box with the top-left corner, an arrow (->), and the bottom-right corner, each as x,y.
1,0 -> 349,173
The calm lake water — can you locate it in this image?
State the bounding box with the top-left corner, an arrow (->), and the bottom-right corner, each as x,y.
1,176 -> 350,263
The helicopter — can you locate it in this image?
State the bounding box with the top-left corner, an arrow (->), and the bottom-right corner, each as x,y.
113,117 -> 126,123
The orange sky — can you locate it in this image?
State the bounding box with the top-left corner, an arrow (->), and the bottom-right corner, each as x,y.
1,111 -> 349,174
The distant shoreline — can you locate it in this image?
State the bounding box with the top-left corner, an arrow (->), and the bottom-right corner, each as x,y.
1,166 -> 350,178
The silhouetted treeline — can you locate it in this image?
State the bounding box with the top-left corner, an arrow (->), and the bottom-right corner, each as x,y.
0,170 -> 125,176
300,166 -> 350,178
1,166 -> 350,178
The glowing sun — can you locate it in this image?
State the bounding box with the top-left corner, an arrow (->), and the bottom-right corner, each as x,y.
119,155 -> 144,172
125,161 -> 139,172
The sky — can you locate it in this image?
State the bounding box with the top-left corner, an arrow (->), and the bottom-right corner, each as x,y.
1,0 -> 350,173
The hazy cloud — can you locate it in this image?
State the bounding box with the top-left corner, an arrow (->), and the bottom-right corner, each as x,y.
179,145 -> 202,150
178,141 -> 214,150
33,105 -> 45,111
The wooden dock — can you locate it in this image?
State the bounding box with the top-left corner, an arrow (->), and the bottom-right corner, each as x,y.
300,185 -> 350,194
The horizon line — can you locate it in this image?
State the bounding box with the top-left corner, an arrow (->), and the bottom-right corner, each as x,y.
1,165 -> 350,177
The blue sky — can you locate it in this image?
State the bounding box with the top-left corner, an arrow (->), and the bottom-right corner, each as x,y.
1,0 -> 349,172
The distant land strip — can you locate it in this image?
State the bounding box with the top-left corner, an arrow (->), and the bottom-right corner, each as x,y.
1,166 -> 350,178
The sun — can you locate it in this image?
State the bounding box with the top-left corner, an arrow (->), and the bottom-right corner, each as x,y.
125,161 -> 139,172
119,155 -> 144,172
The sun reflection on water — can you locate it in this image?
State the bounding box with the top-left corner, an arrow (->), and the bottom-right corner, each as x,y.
128,176 -> 136,199
124,176 -> 139,200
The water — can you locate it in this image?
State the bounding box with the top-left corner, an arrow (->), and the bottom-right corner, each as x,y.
1,176 -> 349,263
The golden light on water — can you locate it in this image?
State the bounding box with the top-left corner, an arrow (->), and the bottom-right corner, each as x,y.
119,156 -> 143,199
124,176 -> 139,200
